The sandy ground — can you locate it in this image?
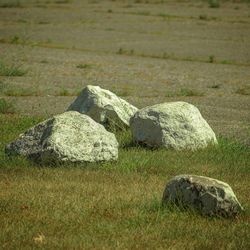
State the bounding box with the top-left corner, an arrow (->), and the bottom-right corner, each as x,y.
0,0 -> 250,145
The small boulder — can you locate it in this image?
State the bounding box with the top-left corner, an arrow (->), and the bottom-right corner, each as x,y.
162,175 -> 244,217
67,85 -> 138,129
6,111 -> 118,163
130,102 -> 217,150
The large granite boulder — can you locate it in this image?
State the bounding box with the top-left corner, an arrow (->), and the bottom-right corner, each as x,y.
130,102 -> 217,150
162,175 -> 243,217
5,111 -> 118,163
67,85 -> 138,129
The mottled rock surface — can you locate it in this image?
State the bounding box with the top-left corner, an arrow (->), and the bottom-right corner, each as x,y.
67,85 -> 138,128
162,175 -> 244,217
6,111 -> 118,163
130,102 -> 217,150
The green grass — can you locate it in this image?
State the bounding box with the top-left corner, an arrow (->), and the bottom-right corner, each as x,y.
0,81 -> 42,96
0,115 -> 249,249
166,88 -> 205,97
0,80 -> 6,93
10,35 -> 21,44
76,63 -> 93,69
54,0 -> 72,3
0,61 -> 26,77
135,11 -> 151,16
40,59 -> 49,64
1,86 -> 80,97
56,88 -> 80,96
0,0 -> 21,8
4,88 -> 39,97
199,14 -> 208,20
58,88 -> 71,96
17,19 -> 28,23
208,55 -> 215,63
0,99 -> 15,114
208,0 -> 220,8
38,21 -> 50,25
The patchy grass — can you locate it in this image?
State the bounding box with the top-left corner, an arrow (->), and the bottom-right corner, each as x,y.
0,80 -> 7,93
4,88 -> 40,97
117,47 -> 135,55
209,55 -> 215,63
0,61 -> 26,77
208,84 -> 221,89
112,88 -> 131,97
0,0 -> 21,8
56,88 -> 78,96
117,47 -> 125,55
10,35 -> 21,44
0,114 -> 249,249
2,86 -> 80,97
114,48 -> 246,67
0,99 -> 15,114
166,88 -> 205,97
123,4 -> 133,8
58,88 -> 71,96
76,63 -> 93,69
54,0 -> 72,3
17,19 -> 28,23
199,14 -> 208,20
220,60 -> 233,65
136,11 -> 151,16
208,0 -> 220,8
158,13 -> 172,18
1,84 -> 39,97
236,86 -> 250,96
38,21 -> 50,25
40,59 -> 49,64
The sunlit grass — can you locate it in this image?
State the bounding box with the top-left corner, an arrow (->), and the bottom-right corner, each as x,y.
0,99 -> 15,114
0,113 -> 249,249
0,61 -> 26,77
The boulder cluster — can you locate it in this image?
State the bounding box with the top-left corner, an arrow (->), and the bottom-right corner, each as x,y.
5,85 -> 243,217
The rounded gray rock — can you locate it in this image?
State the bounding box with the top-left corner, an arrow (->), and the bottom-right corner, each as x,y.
5,111 -> 118,164
130,102 -> 217,150
162,175 -> 244,217
67,85 -> 138,129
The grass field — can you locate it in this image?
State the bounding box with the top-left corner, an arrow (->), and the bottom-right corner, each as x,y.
0,114 -> 250,249
0,0 -> 250,249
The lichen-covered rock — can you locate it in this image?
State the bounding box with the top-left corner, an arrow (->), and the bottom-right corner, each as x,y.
162,175 -> 244,217
66,85 -> 138,129
130,102 -> 217,150
5,111 -> 118,163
